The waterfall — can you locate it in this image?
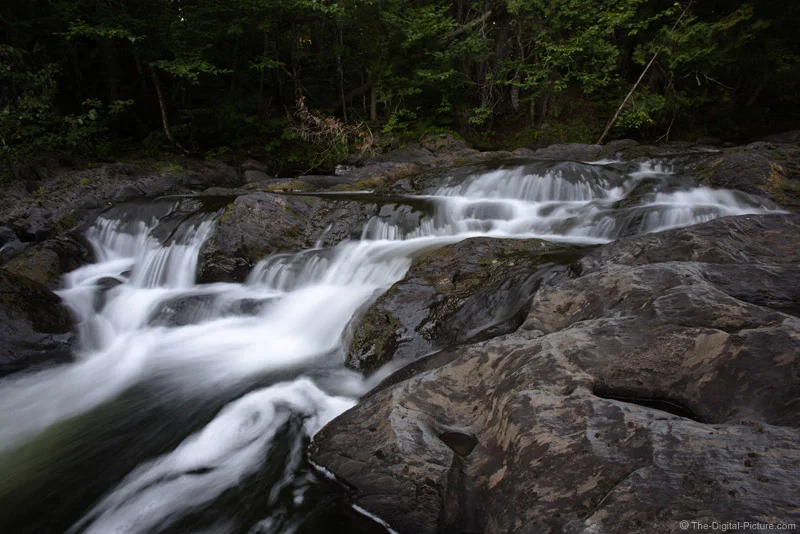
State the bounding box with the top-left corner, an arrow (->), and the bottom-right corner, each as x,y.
362,161 -> 777,242
0,158 -> 782,533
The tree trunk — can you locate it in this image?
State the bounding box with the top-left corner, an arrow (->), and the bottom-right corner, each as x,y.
96,0 -> 121,104
746,76 -> 769,107
336,21 -> 348,122
148,65 -> 185,152
260,30 -> 268,97
291,22 -> 302,99
370,85 -> 377,121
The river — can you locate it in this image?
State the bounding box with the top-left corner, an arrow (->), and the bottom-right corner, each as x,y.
0,158 -> 780,533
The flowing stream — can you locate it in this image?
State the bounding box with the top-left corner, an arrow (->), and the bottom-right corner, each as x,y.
0,159 -> 781,533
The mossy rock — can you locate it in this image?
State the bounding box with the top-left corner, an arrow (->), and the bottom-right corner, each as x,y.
3,236 -> 94,289
695,146 -> 800,211
345,237 -> 590,375
0,269 -> 75,376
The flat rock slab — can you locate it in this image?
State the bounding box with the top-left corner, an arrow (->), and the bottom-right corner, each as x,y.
312,214 -> 800,533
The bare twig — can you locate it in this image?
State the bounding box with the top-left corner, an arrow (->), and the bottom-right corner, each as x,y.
656,115 -> 676,142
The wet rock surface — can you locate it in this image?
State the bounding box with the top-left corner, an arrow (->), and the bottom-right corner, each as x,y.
2,235 -> 94,289
693,144 -> 800,211
2,136 -> 800,532
312,214 -> 800,534
197,192 -> 382,282
197,192 -> 318,283
0,159 -> 239,244
530,142 -> 605,161
346,237 -> 588,375
0,269 -> 75,376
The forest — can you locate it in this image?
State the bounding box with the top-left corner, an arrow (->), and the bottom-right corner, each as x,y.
2,0 -> 798,174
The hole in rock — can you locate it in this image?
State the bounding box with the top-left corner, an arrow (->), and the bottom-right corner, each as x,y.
593,385 -> 706,423
439,431 -> 479,457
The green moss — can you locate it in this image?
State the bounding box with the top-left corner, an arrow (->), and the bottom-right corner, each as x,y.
331,176 -> 388,191
347,304 -> 402,373
154,161 -> 184,173
259,180 -> 315,193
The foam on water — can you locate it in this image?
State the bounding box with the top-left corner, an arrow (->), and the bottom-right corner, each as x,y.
69,378 -> 354,534
362,160 -> 776,242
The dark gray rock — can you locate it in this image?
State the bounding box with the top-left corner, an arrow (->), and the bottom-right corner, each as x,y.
696,136 -> 723,146
346,237 -> 587,375
242,169 -> 271,183
148,293 -> 279,326
241,158 -> 270,173
0,226 -> 26,263
693,146 -> 800,210
295,175 -> 354,188
383,148 -> 436,165
760,130 -> 800,144
532,143 -> 604,161
312,214 -> 800,534
0,159 -> 240,244
419,133 -> 470,155
603,138 -> 639,152
148,294 -> 215,327
0,269 -> 75,376
196,192 -> 384,282
302,198 -> 380,247
197,192 -> 317,283
101,162 -> 141,179
2,235 -> 94,289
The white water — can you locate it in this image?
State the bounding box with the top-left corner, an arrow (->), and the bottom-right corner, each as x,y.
69,379 -> 354,534
0,159 -> 783,533
362,161 -> 777,242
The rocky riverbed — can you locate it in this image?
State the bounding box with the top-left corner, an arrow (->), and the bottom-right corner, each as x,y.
1,134 -> 799,533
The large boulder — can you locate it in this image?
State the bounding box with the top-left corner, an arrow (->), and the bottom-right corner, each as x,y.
531,143 -> 604,161
2,235 -> 94,289
197,192 -> 318,283
0,159 -> 239,242
0,269 -> 75,376
694,145 -> 800,211
346,238 -> 587,375
196,193 -> 381,282
311,214 -> 800,533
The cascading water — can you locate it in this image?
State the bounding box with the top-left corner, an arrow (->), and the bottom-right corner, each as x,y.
362,160 -> 777,242
0,158 -> 783,533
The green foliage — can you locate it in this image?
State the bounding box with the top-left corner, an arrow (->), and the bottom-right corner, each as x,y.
382,110 -> 418,135
66,20 -> 143,43
156,161 -> 184,173
204,146 -> 232,160
0,0 -> 797,174
468,107 -> 493,126
616,91 -> 668,129
153,59 -> 232,84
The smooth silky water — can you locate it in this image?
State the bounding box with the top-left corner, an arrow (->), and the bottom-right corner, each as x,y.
0,159 -> 782,533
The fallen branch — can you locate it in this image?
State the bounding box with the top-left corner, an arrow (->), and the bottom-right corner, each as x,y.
596,53 -> 659,145
440,9 -> 493,46
597,0 -> 694,145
